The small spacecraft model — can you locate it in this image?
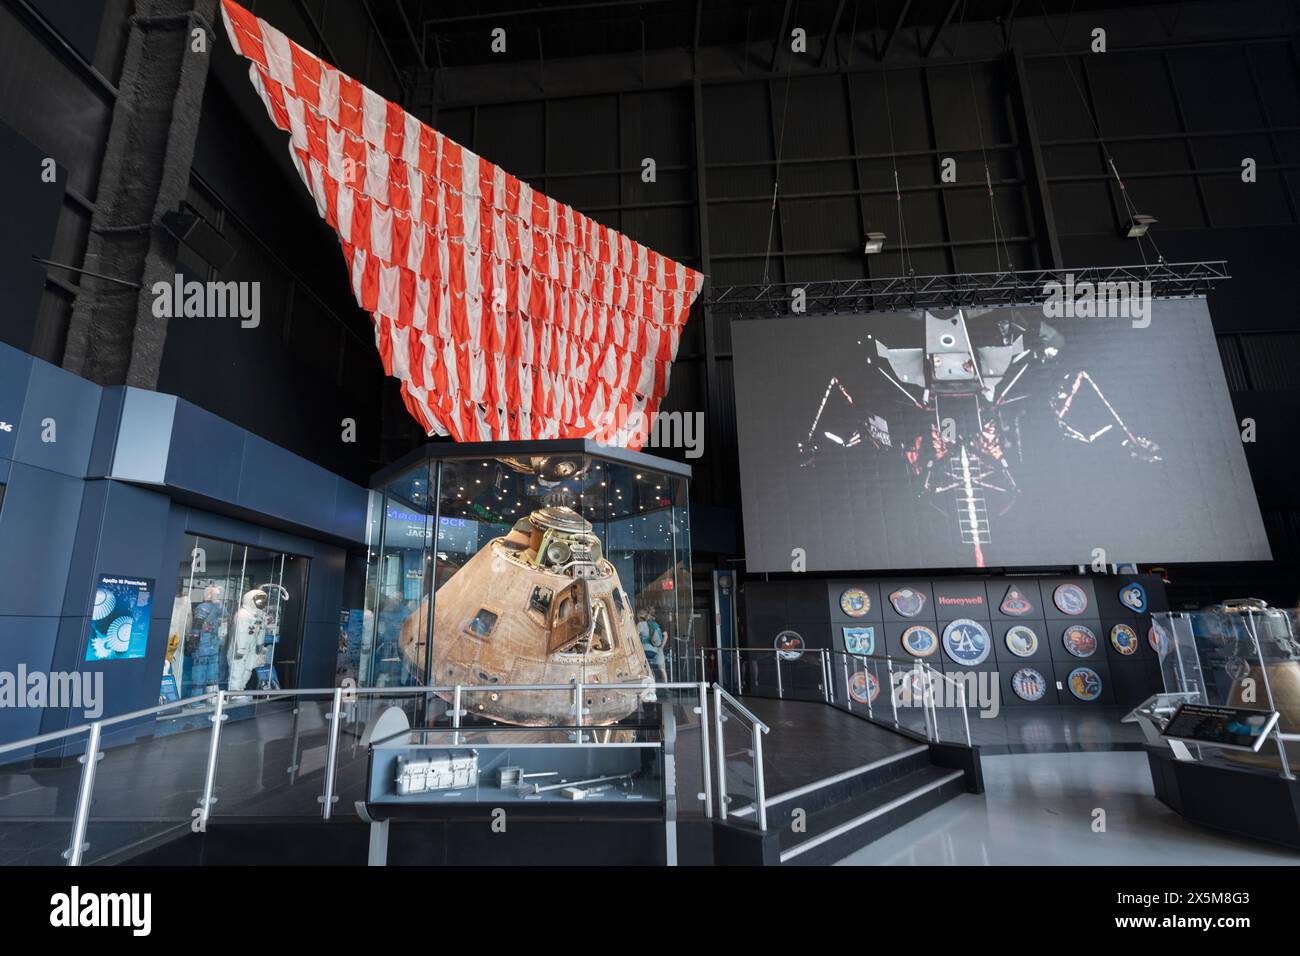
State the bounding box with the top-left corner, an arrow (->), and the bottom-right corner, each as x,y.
399,505 -> 653,726
801,309 -> 1159,567
394,750 -> 480,795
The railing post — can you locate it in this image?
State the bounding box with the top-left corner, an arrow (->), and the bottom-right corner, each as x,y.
820,649 -> 831,702
198,691 -> 227,830
733,646 -> 742,694
960,677 -> 972,746
451,684 -> 463,742
753,723 -> 768,832
574,681 -> 584,743
888,657 -> 899,727
841,655 -> 852,712
713,684 -> 728,820
63,722 -> 102,866
319,688 -> 344,821
775,648 -> 783,698
697,682 -> 713,818
924,664 -> 940,742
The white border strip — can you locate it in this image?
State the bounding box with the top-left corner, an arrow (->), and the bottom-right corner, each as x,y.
731,745 -> 929,818
779,769 -> 965,863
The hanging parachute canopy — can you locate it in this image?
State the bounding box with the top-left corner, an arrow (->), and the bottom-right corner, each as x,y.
218,0 -> 702,448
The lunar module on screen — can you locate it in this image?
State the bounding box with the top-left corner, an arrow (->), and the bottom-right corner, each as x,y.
800,310 -> 1160,566
399,496 -> 653,727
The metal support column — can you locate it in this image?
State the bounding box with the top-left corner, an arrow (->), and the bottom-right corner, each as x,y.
64,722 -> 103,866
198,691 -> 227,830
319,688 -> 344,820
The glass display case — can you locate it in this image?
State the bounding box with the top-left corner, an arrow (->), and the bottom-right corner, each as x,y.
365,726 -> 664,812
1153,600 -> 1300,773
357,441 -> 694,724
161,534 -> 309,703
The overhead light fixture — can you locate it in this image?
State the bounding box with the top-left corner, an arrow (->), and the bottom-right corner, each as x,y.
863,231 -> 886,255
1125,214 -> 1157,238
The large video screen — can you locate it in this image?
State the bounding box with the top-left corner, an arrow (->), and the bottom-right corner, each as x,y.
733,298 -> 1270,572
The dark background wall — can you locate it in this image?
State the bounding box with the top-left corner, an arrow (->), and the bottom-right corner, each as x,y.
4,0 -> 1300,599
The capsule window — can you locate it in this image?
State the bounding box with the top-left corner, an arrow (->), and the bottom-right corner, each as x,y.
529,586 -> 554,616
466,608 -> 499,640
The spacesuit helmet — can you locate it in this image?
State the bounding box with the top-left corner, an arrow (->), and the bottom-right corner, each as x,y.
243,588 -> 269,610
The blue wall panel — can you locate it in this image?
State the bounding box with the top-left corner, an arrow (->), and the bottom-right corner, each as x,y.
165,399 -> 245,501
238,434 -> 340,534
59,479 -> 108,617
12,359 -> 100,479
0,462 -> 84,617
0,345 -> 31,462
0,617 -> 59,744
0,343 -> 365,745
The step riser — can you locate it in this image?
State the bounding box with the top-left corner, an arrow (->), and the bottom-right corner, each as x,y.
780,775 -> 968,866
742,750 -> 934,827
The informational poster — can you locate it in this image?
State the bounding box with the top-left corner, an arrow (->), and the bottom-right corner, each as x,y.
85,574 -> 154,661
732,298 -> 1271,572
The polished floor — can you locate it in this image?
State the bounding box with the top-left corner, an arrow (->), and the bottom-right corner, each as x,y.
835,750 -> 1300,865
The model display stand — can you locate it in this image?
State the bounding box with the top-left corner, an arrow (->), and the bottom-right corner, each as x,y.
1153,601 -> 1300,774
369,727 -> 663,808
1141,601 -> 1300,849
359,704 -> 682,866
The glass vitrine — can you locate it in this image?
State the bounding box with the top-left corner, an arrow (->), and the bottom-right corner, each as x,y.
357,441 -> 693,725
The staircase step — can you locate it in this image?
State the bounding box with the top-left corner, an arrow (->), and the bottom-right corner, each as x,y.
730,744 -> 931,825
778,766 -> 967,865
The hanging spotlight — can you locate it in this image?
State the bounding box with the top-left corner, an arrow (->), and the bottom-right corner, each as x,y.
1125,214 -> 1157,239
863,231 -> 886,254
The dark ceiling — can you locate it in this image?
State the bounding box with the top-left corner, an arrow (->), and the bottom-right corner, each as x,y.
367,0 -> 1195,73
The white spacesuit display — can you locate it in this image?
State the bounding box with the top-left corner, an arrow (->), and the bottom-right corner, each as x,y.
227,588 -> 269,693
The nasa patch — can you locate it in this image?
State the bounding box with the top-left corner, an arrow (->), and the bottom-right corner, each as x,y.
1109,623 -> 1138,656
1053,583 -> 1089,616
1062,624 -> 1098,658
1068,666 -> 1103,701
889,587 -> 926,618
942,619 -> 991,667
774,630 -> 804,661
901,625 -> 939,657
1118,582 -> 1147,613
848,670 -> 880,705
1000,586 -> 1035,616
1012,667 -> 1048,702
840,587 -> 871,618
843,626 -> 875,656
1004,625 -> 1039,658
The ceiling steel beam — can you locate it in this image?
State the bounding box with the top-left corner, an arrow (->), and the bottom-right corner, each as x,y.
820,0 -> 848,68
771,0 -> 795,72
395,0 -> 428,70
706,261 -> 1231,317
880,0 -> 912,61
422,0 -> 678,28
924,0 -> 963,58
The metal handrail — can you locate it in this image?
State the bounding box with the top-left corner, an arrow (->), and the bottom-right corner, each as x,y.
712,684 -> 771,734
0,691 -> 220,757
699,645 -> 973,747
0,682 -> 709,758
0,679 -> 718,866
711,682 -> 770,831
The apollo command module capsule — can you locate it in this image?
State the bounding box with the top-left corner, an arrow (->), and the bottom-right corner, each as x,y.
398,505 -> 654,726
